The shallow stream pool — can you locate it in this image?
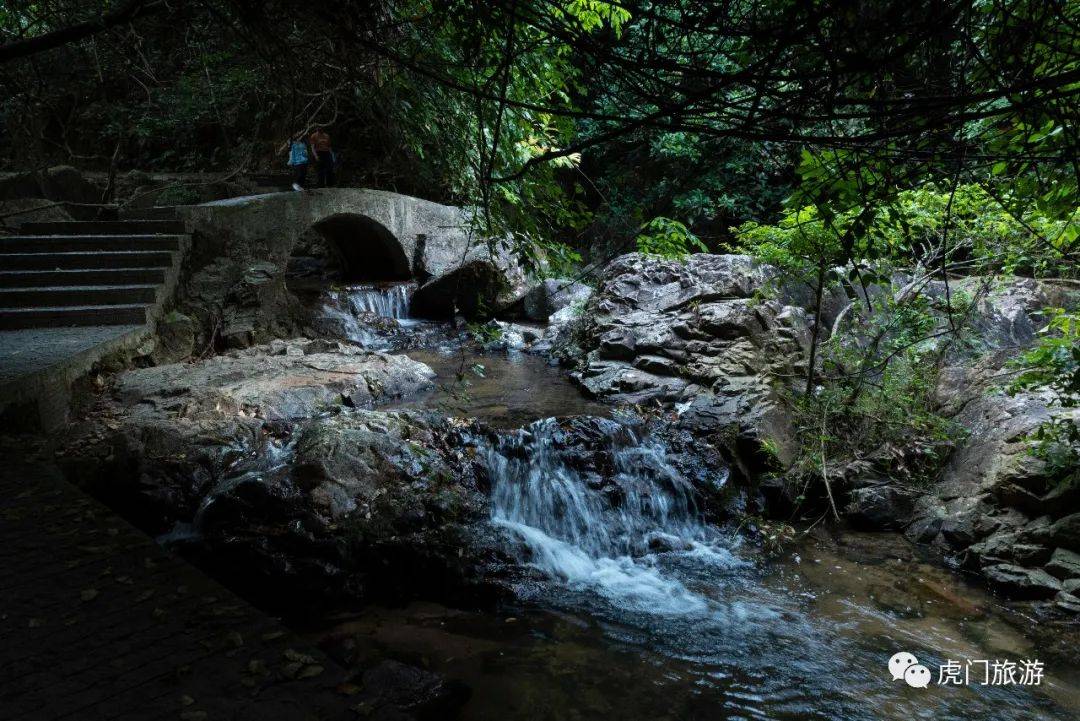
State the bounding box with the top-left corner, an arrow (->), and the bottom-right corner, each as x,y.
364,349 -> 1080,720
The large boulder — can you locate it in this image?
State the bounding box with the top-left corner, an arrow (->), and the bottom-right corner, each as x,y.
112,338 -> 435,420
844,484 -> 919,530
522,278 -> 593,321
63,339 -> 436,520
1046,548 -> 1080,580
410,238 -> 529,320
562,253 -> 811,469
192,409 -> 496,607
983,564 -> 1063,599
59,341 -> 505,609
898,277 -> 1080,597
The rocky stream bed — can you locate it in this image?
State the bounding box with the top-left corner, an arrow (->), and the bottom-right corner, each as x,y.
39,253 -> 1080,720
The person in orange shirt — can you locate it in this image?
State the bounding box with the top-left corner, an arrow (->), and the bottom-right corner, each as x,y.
309,126 -> 335,187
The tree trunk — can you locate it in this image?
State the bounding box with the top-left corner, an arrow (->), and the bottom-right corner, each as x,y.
804,259 -> 828,396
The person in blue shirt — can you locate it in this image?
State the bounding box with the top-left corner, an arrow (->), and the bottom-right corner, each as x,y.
287,133 -> 310,191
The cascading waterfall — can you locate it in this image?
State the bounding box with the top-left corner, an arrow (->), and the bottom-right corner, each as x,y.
319,282 -> 417,346
486,418 -> 741,615
158,437 -> 295,544
345,282 -> 414,319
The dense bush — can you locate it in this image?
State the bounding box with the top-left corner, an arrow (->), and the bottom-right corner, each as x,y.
732,182 -> 1079,512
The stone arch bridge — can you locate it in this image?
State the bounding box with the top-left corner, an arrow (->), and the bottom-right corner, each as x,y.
177,188 -> 525,321
180,188 -> 483,282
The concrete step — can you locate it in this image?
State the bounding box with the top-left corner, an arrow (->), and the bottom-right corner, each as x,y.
0,304 -> 148,329
0,284 -> 159,308
0,268 -> 166,288
119,206 -> 181,221
19,220 -> 186,235
0,235 -> 182,253
0,251 -> 175,271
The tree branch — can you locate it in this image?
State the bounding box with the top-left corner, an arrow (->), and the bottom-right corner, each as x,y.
0,0 -> 164,65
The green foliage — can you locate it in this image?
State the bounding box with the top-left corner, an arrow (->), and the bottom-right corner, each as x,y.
736,183 -> 1077,280
734,205 -> 847,279
582,125 -> 796,262
567,298 -> 589,318
524,237 -> 583,280
1012,310 -> 1080,402
557,0 -> 631,35
787,324 -> 962,510
635,217 -> 707,260
155,184 -> 203,206
737,179 -> 1074,508
467,321 -> 504,345
875,186 -> 1077,278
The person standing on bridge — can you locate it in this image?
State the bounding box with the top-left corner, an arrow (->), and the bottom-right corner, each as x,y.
309,126 -> 335,188
287,133 -> 310,191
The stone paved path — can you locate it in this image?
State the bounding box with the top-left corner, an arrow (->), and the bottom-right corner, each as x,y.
0,462 -> 353,721
0,326 -> 141,387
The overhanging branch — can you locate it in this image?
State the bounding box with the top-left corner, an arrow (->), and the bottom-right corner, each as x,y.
0,0 -> 164,65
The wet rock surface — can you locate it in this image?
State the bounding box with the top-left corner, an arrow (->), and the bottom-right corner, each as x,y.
59,339 -> 508,611
409,238 -> 529,320
350,660 -> 471,720
555,253 -> 811,470
898,279 -> 1080,603
112,338 -> 437,419
983,564 -> 1063,599
492,414 -> 733,526
530,255 -> 1079,610
59,335 -> 739,615
11,243 -> 1078,717
521,278 -> 593,321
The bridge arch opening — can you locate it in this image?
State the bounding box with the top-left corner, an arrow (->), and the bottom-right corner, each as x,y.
286,213 -> 411,289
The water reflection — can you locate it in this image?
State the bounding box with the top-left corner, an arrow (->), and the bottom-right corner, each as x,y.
387,349 -> 609,427
321,530 -> 1080,721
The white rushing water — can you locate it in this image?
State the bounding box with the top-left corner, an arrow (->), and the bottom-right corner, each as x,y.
158,437 -> 295,544
487,418 -> 742,615
319,282 -> 417,347
344,282 -> 414,319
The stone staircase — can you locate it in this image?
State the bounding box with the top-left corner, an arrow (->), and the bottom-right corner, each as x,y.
0,219 -> 187,329
0,214 -> 189,430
